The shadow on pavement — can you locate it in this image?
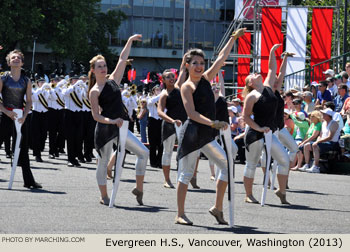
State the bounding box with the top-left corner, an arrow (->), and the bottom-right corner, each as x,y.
192,224 -> 281,234
0,187 -> 66,194
114,205 -> 168,213
188,188 -> 216,194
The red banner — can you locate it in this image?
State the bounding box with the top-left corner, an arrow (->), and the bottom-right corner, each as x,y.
237,32 -> 251,100
310,8 -> 333,82
128,68 -> 136,82
260,7 -> 283,80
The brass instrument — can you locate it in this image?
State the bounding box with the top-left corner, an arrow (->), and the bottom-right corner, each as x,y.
51,83 -> 57,88
130,84 -> 137,96
32,83 -> 37,89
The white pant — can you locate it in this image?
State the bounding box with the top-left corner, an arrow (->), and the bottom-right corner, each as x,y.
244,134 -> 289,178
96,130 -> 149,185
178,140 -> 228,185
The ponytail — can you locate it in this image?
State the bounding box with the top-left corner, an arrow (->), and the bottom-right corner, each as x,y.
87,54 -> 105,98
88,70 -> 96,95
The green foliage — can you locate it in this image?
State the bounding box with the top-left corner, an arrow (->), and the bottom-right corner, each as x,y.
0,0 -> 126,69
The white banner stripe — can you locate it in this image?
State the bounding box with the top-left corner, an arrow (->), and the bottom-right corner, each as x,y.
285,7 -> 308,90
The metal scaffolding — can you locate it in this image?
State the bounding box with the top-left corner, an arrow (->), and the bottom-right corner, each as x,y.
212,0 -> 342,98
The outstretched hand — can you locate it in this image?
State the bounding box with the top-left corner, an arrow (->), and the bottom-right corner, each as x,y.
281,52 -> 295,58
231,28 -> 246,40
129,34 -> 142,42
271,44 -> 282,51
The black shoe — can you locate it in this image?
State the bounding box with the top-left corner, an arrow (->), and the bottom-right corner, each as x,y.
67,161 -> 74,167
49,154 -> 55,159
6,153 -> 12,158
24,182 -> 42,189
85,156 -> 92,163
78,157 -> 85,163
35,156 -> 43,162
59,149 -> 66,154
73,160 -> 81,167
54,152 -> 59,158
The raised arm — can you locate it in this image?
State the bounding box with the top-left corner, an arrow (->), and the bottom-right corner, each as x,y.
275,52 -> 295,92
204,28 -> 246,82
174,52 -> 188,89
109,34 -> 142,85
264,44 -> 281,89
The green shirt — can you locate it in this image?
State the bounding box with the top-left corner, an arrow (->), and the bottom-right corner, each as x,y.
290,114 -> 309,140
306,122 -> 322,139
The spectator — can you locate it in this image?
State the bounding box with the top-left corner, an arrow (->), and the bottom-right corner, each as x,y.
310,82 -> 319,102
284,109 -> 295,137
345,62 -> 350,87
292,98 -> 307,118
302,91 -> 315,115
301,108 -> 340,173
284,91 -> 295,111
334,84 -> 349,112
290,112 -> 309,145
334,74 -> 342,88
323,69 -> 334,79
294,110 -> 322,171
228,106 -> 239,137
315,80 -> 332,107
324,101 -> 344,133
231,98 -> 242,114
326,77 -> 338,98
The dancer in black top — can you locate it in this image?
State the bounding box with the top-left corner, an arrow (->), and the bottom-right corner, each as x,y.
175,28 -> 245,225
242,44 -> 290,204
0,49 -> 42,189
260,52 -> 298,182
158,55 -> 187,189
89,34 -> 149,206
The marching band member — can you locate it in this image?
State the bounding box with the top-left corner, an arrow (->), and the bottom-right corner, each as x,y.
0,49 -> 42,189
31,78 -> 50,162
89,34 -> 149,206
157,58 -> 187,188
175,28 -> 246,225
62,76 -> 84,167
47,75 -> 65,159
81,78 -> 95,162
147,85 -> 163,168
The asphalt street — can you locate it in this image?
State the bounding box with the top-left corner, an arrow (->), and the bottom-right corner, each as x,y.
1,140 -> 350,234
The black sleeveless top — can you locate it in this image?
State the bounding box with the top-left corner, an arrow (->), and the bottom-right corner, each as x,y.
1,72 -> 28,109
177,77 -> 215,160
245,86 -> 278,151
275,90 -> 285,130
94,80 -> 129,155
162,88 -> 187,142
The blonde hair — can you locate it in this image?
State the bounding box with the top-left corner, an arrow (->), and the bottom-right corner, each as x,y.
242,75 -> 254,98
6,49 -> 24,65
310,110 -> 322,123
88,55 -> 106,94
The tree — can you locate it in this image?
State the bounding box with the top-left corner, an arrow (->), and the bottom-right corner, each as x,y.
0,0 -> 126,71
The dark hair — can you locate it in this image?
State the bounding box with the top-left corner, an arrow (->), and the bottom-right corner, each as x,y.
292,98 -> 302,105
339,84 -> 348,92
319,80 -> 328,87
324,101 -> 335,111
285,91 -> 294,98
185,49 -> 205,63
341,71 -> 349,79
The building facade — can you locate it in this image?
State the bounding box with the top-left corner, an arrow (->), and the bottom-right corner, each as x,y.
101,0 -> 235,82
